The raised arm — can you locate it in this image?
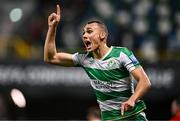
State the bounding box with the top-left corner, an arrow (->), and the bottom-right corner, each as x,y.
121,66 -> 151,115
44,4 -> 75,66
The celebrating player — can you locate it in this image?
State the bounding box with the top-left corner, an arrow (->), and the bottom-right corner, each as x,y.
44,4 -> 151,121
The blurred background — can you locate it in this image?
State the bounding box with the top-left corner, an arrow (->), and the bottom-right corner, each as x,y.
0,0 -> 180,120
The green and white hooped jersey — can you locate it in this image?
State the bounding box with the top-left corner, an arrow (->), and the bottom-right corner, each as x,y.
72,46 -> 146,120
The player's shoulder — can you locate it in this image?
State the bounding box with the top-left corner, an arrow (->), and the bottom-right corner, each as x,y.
77,51 -> 92,58
112,46 -> 131,54
113,46 -> 126,50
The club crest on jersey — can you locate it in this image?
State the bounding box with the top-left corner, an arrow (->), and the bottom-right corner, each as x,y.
107,58 -> 118,69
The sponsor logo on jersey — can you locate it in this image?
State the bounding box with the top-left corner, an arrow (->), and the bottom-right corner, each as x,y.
129,54 -> 139,65
92,80 -> 116,89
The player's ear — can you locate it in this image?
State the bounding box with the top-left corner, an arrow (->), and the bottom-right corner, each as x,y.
99,31 -> 106,41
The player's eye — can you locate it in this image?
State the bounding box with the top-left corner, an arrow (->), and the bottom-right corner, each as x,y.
87,30 -> 93,33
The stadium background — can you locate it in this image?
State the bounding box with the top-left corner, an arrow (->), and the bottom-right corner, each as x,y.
0,0 -> 180,120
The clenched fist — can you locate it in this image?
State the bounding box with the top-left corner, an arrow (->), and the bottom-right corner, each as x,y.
48,4 -> 61,28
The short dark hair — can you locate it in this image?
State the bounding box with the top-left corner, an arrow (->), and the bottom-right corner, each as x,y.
86,20 -> 108,38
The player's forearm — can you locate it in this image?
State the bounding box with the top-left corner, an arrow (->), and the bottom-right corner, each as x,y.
129,77 -> 151,102
44,27 -> 58,62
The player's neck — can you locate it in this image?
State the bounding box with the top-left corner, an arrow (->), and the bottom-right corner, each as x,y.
93,44 -> 110,60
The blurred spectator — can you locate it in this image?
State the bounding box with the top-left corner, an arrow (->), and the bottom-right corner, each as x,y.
140,35 -> 158,63
168,29 -> 180,53
170,97 -> 180,121
86,105 -> 101,121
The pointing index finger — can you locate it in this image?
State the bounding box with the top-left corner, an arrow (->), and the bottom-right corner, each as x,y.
57,4 -> 60,15
121,104 -> 124,116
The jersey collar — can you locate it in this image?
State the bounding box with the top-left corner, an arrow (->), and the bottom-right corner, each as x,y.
101,46 -> 113,60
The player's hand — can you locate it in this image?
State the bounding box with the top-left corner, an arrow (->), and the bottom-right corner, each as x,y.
48,4 -> 61,28
120,99 -> 135,116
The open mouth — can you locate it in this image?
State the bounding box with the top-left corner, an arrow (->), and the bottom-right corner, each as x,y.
84,41 -> 92,49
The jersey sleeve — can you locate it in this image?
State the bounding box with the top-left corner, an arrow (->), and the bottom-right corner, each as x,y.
72,52 -> 87,66
119,48 -> 141,72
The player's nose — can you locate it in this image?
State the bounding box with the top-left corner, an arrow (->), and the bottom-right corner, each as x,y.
83,33 -> 88,40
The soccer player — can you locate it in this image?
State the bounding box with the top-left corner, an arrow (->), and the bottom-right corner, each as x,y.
44,4 -> 151,121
